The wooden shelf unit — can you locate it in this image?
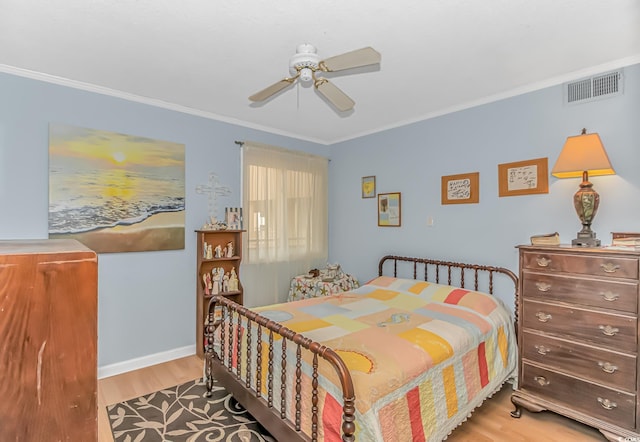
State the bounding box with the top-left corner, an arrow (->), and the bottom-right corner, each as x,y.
195,229 -> 244,358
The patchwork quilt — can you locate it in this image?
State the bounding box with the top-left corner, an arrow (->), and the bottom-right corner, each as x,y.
218,276 -> 517,441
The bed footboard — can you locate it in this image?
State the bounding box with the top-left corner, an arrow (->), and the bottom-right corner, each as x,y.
204,295 -> 356,442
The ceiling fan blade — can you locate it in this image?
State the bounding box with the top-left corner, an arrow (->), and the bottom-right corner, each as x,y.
315,79 -> 355,112
249,77 -> 296,102
319,47 -> 381,72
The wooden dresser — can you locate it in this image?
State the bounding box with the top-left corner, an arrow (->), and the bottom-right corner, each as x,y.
512,245 -> 640,441
0,239 -> 98,441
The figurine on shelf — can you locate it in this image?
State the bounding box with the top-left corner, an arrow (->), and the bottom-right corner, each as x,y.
210,267 -> 220,295
203,241 -> 208,258
226,241 -> 234,257
222,273 -> 229,292
214,244 -> 222,258
202,273 -> 211,295
206,244 -> 213,260
211,268 -> 221,295
211,278 -> 219,295
229,267 -> 239,291
214,267 -> 224,290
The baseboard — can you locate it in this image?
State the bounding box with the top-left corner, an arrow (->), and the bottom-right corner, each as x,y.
98,344 -> 196,379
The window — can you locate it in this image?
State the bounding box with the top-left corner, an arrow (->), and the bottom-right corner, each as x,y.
241,142 -> 328,306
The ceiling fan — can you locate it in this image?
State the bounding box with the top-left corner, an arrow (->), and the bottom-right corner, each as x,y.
249,44 -> 381,112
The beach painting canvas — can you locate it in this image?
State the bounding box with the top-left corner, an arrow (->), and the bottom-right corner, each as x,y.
48,124 -> 185,253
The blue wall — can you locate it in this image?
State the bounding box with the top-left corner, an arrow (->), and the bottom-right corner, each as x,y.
2,63 -> 638,370
328,63 -> 640,310
0,72 -> 326,369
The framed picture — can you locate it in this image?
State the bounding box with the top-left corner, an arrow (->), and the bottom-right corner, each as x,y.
362,176 -> 376,198
498,157 -> 548,197
441,172 -> 479,205
378,192 -> 401,227
225,207 -> 243,230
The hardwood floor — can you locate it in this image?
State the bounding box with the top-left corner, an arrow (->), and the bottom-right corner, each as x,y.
98,355 -> 606,441
98,355 -> 204,442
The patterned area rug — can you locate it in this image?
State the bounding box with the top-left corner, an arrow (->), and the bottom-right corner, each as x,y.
107,378 -> 275,441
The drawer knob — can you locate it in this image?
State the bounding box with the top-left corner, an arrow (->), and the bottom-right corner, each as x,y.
535,282 -> 551,292
599,325 -> 619,336
533,376 -> 549,386
601,291 -> 620,302
598,361 -> 619,374
535,345 -> 550,355
536,312 -> 552,322
536,257 -> 551,267
597,397 -> 617,410
600,263 -> 620,274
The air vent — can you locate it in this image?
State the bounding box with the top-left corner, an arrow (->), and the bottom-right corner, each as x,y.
565,69 -> 623,104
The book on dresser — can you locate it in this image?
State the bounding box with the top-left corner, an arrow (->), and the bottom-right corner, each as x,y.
611,232 -> 640,247
530,232 -> 560,245
511,244 -> 640,442
195,229 -> 245,358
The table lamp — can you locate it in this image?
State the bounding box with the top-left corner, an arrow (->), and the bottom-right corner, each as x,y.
551,128 -> 615,247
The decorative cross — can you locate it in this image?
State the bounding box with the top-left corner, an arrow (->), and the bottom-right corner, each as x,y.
195,173 -> 231,223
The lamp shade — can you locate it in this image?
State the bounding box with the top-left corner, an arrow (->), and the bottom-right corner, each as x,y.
551,130 -> 615,178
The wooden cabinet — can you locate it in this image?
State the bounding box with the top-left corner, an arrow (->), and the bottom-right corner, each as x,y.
512,245 -> 640,441
0,239 -> 98,441
195,229 -> 244,358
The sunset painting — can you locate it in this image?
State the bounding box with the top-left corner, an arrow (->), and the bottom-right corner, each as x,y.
48,124 -> 185,253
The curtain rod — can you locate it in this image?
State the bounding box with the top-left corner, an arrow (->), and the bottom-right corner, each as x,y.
234,140 -> 329,161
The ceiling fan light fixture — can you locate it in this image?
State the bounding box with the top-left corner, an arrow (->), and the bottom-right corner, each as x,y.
299,67 -> 313,83
289,44 -> 320,77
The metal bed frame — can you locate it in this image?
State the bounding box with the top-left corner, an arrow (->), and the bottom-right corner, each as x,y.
204,255 -> 518,441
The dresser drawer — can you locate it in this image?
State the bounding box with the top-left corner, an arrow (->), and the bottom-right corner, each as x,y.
522,363 -> 636,429
523,300 -> 637,352
522,331 -> 637,392
522,251 -> 639,280
522,272 -> 638,313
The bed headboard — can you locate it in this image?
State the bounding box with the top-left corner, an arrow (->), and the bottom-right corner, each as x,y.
378,254 -> 518,296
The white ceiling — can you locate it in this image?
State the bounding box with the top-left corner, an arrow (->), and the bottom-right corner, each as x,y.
1,0 -> 639,144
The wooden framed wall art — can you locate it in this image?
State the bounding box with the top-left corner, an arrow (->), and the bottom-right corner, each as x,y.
378,192 -> 401,226
362,176 -> 376,198
498,157 -> 548,197
441,172 -> 479,205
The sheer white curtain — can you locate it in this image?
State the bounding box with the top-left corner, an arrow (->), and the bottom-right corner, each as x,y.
241,142 -> 328,307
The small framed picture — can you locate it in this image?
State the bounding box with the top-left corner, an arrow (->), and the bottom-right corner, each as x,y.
225,207 -> 243,230
498,157 -> 548,197
362,176 -> 376,198
378,192 -> 401,227
441,172 -> 479,205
